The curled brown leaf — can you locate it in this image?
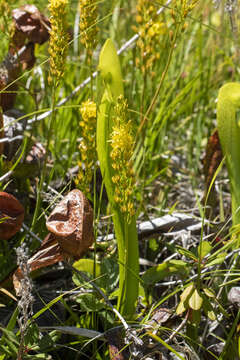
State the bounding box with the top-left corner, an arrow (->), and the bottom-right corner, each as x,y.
46,189 -> 94,259
0,192 -> 24,240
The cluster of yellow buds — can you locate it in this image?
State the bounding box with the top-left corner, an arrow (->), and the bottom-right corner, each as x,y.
0,0 -> 12,35
171,0 -> 199,31
75,99 -> 97,194
79,0 -> 98,57
133,0 -> 167,77
48,0 -> 69,84
110,95 -> 135,222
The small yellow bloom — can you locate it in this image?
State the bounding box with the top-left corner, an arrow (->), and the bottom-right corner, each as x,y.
48,0 -> 69,83
134,0 -> 167,77
110,95 -> 136,222
76,99 -> 97,194
79,0 -> 98,54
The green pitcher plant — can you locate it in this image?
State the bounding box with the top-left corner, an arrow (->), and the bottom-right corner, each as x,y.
217,83 -> 240,242
97,39 -> 139,318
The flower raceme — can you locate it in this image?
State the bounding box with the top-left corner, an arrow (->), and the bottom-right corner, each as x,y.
76,99 -> 97,194
48,0 -> 69,84
110,95 -> 135,222
133,0 -> 167,76
79,0 -> 98,56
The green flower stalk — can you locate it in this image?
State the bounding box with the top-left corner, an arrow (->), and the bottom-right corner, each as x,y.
217,82 -> 240,238
76,99 -> 97,194
48,0 -> 69,84
97,39 -> 139,318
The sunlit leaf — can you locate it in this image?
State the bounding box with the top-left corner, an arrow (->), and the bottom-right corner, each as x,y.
180,283 -> 194,302
73,259 -> 101,278
203,287 -> 215,298
202,297 -> 216,321
189,289 -> 203,310
206,253 -> 227,267
198,241 -> 212,259
176,300 -> 186,315
142,259 -> 189,285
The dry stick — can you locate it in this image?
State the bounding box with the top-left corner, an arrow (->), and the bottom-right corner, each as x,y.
22,223 -> 43,243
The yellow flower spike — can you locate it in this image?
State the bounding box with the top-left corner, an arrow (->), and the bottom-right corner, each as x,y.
134,0 -> 168,77
110,96 -> 136,221
76,99 -> 97,194
48,0 -> 69,84
79,0 -> 98,54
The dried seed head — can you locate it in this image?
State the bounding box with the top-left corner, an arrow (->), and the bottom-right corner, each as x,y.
15,244 -> 34,329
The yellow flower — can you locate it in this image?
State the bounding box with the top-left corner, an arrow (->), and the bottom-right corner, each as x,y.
79,0 -> 98,55
48,0 -> 69,84
133,0 -> 167,77
76,99 -> 97,194
110,96 -> 136,222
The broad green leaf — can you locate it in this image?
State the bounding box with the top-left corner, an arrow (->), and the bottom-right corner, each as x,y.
180,283 -> 194,302
99,257 -> 119,292
98,38 -> 123,100
189,289 -> 203,310
76,293 -> 105,312
142,260 -> 189,286
198,241 -> 212,259
73,259 -> 101,278
176,300 -> 186,315
217,83 -> 240,229
202,296 -> 216,321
